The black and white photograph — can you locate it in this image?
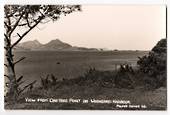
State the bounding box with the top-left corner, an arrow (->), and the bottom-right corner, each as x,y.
4,4 -> 167,110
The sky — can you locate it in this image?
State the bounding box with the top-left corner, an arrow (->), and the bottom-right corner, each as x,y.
14,5 -> 166,50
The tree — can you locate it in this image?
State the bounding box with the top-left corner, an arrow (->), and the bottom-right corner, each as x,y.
4,5 -> 81,101
137,38 -> 167,88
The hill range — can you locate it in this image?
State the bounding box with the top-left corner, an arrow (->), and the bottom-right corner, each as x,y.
15,39 -> 99,51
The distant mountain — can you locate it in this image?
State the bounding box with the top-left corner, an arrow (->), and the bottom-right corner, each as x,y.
17,39 -> 42,49
38,39 -> 72,50
15,39 -> 98,51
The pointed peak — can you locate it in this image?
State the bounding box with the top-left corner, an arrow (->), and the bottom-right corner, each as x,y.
32,39 -> 42,44
50,39 -> 63,43
54,39 -> 62,42
33,39 -> 39,42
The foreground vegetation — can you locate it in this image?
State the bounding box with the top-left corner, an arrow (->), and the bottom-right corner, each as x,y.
5,69 -> 167,110
5,67 -> 167,110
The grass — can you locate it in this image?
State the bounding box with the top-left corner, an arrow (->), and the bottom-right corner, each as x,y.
5,85 -> 166,110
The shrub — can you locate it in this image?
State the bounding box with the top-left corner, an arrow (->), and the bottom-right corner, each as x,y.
137,39 -> 167,88
40,74 -> 58,89
114,64 -> 135,89
70,67 -> 115,88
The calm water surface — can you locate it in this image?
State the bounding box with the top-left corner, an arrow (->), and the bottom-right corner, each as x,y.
13,51 -> 148,86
